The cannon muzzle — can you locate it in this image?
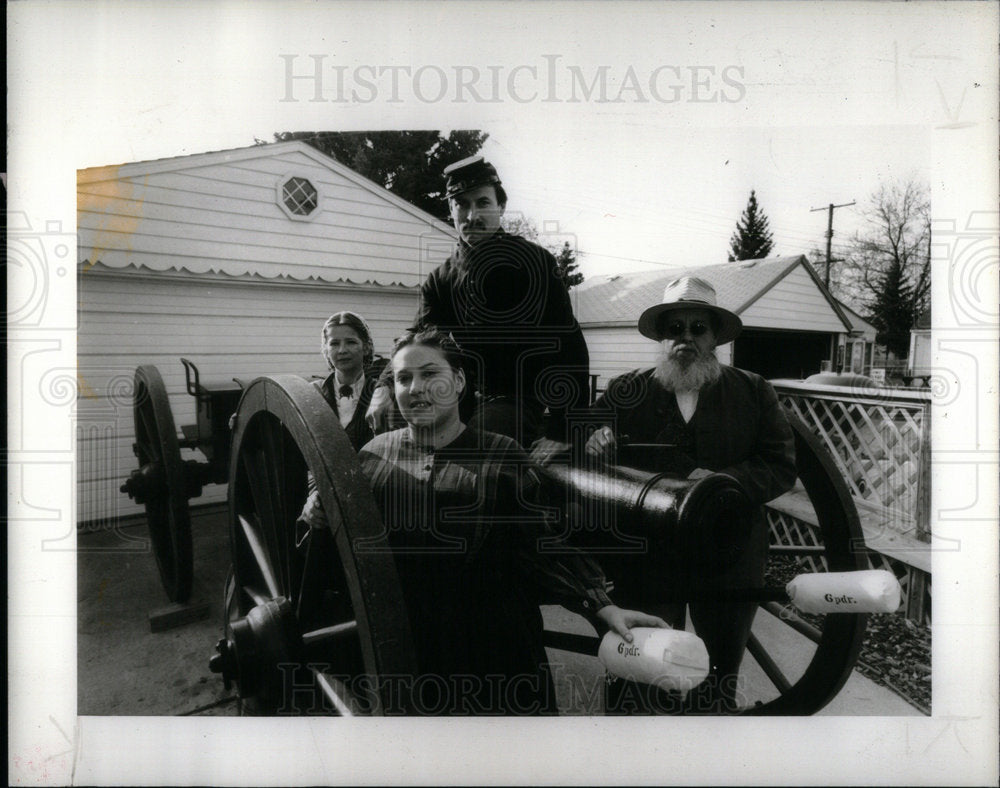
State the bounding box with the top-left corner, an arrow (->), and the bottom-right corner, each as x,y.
531,443 -> 754,583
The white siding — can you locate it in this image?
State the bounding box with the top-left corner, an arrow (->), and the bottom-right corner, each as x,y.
77,147 -> 454,286
78,267 -> 420,525
77,143 -> 458,526
582,325 -> 733,392
740,264 -> 844,332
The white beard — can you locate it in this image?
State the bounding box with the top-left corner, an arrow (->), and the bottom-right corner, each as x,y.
653,348 -> 722,392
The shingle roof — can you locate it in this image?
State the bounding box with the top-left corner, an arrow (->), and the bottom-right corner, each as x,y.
574,255 -> 825,325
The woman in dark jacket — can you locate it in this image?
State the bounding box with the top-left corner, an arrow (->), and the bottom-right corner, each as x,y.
299,311 -> 401,529
314,311 -> 388,451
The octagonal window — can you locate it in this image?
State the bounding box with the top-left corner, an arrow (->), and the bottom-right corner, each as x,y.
280,176 -> 319,218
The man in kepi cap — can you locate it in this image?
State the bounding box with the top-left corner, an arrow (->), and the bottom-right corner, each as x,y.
368,155 -> 591,446
585,275 -> 797,713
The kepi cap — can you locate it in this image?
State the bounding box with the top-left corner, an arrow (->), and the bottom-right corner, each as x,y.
444,155 -> 502,199
637,276 -> 742,344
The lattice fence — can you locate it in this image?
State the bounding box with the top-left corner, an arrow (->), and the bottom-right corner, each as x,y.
766,507 -> 932,625
774,382 -> 932,542
768,381 -> 932,624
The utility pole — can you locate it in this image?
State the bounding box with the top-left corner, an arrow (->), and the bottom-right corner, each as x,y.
810,200 -> 855,287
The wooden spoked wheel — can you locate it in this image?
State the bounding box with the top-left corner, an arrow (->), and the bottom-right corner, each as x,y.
120,364 -> 193,602
736,411 -> 868,715
212,375 -> 416,715
540,411 -> 868,715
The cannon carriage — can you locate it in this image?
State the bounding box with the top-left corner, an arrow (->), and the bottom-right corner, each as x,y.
121,364 -> 871,715
119,360 -> 246,602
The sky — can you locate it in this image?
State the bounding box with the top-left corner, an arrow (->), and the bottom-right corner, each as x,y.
479,123 -> 931,275
8,1 -> 999,785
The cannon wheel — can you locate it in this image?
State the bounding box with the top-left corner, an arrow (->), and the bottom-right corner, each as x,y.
736,410 -> 868,715
129,365 -> 193,602
218,375 -> 417,715
543,412 -> 869,715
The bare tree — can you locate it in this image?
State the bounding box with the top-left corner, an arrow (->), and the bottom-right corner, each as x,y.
500,214 -> 540,242
834,180 -> 931,360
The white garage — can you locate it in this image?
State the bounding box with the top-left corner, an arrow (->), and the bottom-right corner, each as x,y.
77,141 -> 457,526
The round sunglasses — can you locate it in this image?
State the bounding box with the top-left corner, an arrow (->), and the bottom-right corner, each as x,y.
661,319 -> 711,338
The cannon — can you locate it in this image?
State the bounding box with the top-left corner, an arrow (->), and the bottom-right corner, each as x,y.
206,373 -> 871,716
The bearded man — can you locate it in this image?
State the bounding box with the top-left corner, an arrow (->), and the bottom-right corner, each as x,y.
585,276 -> 797,712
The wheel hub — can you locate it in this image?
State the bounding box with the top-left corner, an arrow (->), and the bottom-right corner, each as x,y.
209,597 -> 308,714
119,462 -> 166,505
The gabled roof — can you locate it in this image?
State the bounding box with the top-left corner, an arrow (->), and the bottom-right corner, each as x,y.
78,140 -> 458,239
836,299 -> 878,337
574,255 -> 853,332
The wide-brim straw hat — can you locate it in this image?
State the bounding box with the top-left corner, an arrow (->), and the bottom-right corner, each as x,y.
638,276 -> 743,345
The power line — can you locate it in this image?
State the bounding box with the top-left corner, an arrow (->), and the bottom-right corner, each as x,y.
576,249 -> 678,268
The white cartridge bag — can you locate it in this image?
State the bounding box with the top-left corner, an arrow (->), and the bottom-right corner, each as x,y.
598,627 -> 709,692
786,569 -> 902,614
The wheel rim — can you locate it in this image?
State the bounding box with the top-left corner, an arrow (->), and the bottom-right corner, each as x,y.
223,374 -> 416,716
737,410 -> 868,715
129,365 -> 193,602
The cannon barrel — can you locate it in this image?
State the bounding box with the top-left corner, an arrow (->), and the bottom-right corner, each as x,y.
531,444 -> 755,575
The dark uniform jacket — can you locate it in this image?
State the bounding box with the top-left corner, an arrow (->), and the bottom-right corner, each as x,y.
591,363 -> 796,708
414,230 -> 591,436
589,363 -> 796,602
314,358 -> 388,451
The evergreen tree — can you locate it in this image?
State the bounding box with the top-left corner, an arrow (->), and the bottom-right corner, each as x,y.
266,130 -> 489,223
553,242 -> 584,289
500,217 -> 584,289
728,190 -> 775,261
868,256 -> 918,359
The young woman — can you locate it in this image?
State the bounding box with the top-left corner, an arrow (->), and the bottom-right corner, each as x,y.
358,328 -> 666,715
313,311 -> 388,451
298,312 -> 395,531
